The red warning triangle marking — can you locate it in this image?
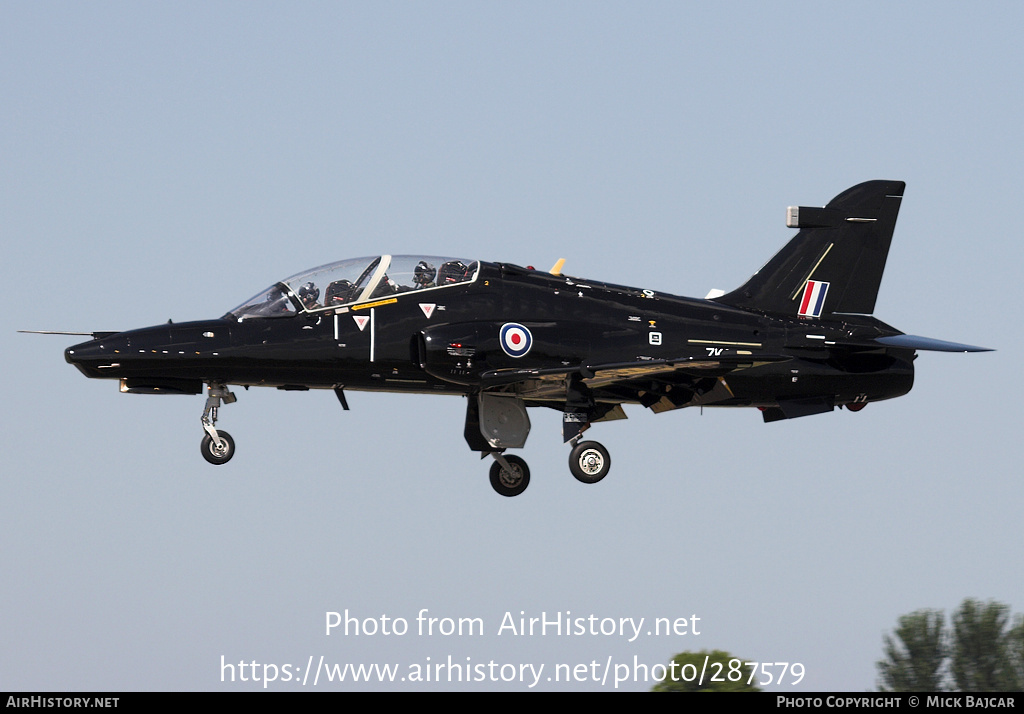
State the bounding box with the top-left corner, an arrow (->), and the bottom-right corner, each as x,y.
352,315 -> 369,332
419,303 -> 436,319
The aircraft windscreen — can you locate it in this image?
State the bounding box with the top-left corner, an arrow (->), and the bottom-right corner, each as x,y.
227,283 -> 300,320
227,257 -> 381,320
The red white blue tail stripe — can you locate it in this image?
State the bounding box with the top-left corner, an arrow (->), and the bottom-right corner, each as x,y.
798,280 -> 829,318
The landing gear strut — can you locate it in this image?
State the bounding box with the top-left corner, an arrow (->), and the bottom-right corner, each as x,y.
489,453 -> 530,497
200,383 -> 236,465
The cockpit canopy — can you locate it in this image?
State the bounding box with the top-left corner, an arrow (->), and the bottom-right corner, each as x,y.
227,255 -> 479,320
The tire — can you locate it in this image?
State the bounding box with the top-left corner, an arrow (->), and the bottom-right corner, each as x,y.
489,455 -> 530,497
201,431 -> 235,465
569,440 -> 610,484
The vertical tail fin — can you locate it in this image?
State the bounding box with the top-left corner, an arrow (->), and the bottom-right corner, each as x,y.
714,180 -> 905,317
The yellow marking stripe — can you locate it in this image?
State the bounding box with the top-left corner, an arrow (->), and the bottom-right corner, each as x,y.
791,242 -> 834,301
351,298 -> 398,311
687,339 -> 762,347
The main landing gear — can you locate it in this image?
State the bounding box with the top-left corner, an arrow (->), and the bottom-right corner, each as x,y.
568,439 -> 611,484
489,454 -> 530,497
470,393 -> 614,497
484,440 -> 611,497
200,383 -> 236,465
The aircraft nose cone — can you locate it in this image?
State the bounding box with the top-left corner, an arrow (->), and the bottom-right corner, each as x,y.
66,335 -> 108,361
66,338 -> 98,364
65,334 -> 125,377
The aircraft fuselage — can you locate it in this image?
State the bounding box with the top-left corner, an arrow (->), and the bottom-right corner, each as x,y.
66,260 -> 914,411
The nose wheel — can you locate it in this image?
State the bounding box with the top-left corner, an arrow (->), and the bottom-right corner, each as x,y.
568,440 -> 610,484
201,430 -> 235,465
200,383 -> 237,465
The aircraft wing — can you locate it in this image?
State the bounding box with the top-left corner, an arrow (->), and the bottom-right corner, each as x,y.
479,354 -> 788,390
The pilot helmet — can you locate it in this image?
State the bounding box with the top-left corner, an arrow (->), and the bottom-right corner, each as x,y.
414,261 -> 436,287
438,260 -> 468,284
298,281 -> 320,308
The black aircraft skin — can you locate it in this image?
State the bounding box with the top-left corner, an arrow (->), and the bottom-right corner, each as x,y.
54,180 -> 990,496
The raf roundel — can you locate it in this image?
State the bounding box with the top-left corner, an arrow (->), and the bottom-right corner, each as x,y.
499,322 -> 533,358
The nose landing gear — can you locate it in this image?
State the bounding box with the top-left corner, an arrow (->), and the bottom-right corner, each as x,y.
200,383 -> 236,465
201,430 -> 235,465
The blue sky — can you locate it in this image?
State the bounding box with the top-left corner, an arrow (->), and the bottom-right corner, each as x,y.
2,1 -> 1020,691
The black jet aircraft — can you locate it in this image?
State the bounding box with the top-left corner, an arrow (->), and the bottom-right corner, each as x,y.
52,180 -> 990,496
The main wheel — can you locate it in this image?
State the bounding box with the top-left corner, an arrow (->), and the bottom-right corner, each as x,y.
489,455 -> 530,497
201,431 -> 235,465
569,440 -> 610,484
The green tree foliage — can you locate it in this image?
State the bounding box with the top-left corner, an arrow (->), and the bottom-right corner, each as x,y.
877,609 -> 947,692
651,650 -> 762,692
877,599 -> 1022,692
1005,615 -> 1024,692
950,599 -> 1019,691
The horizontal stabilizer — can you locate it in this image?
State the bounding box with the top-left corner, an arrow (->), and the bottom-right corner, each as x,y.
875,334 -> 993,353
